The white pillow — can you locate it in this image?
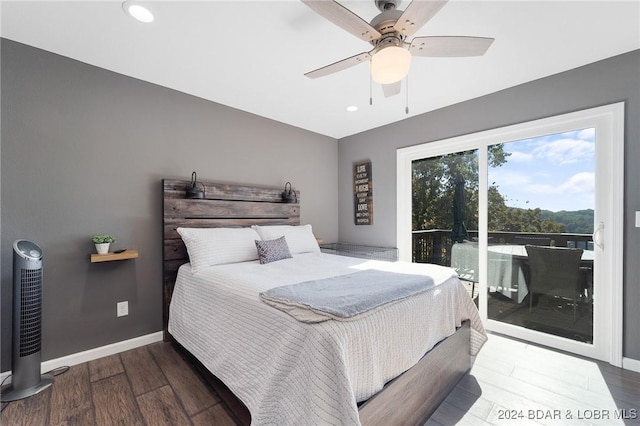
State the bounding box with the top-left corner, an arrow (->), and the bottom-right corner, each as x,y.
176,227 -> 261,272
252,224 -> 320,255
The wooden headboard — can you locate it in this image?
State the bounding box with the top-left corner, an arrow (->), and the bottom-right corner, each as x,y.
162,179 -> 300,341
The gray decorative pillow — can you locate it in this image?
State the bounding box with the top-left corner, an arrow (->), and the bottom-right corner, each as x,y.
255,236 -> 293,264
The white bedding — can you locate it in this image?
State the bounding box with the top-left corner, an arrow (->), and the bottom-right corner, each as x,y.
168,252 -> 486,426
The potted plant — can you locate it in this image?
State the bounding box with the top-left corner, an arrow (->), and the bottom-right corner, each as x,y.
91,234 -> 116,255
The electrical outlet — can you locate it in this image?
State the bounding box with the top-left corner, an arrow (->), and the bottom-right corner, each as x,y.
636,211 -> 640,228
117,301 -> 128,317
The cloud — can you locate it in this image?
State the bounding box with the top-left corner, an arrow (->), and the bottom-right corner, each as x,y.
502,131 -> 595,166
577,128 -> 595,141
524,172 -> 595,196
530,138 -> 594,165
494,131 -> 596,210
560,172 -> 595,193
489,169 -> 532,187
507,150 -> 534,162
557,128 -> 594,142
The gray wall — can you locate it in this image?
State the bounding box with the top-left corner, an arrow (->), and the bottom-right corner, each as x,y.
0,39 -> 338,371
338,49 -> 640,361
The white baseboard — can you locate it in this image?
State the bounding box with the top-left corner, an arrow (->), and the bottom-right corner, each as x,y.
1,331 -> 163,383
623,356 -> 640,373
2,332 -> 638,382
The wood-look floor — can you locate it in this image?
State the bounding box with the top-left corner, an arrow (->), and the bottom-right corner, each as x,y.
0,343 -> 238,426
2,334 -> 639,425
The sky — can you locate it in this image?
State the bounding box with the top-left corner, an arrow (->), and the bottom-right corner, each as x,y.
489,128 -> 595,212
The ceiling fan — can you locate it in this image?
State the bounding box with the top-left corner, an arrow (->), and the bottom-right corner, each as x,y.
302,0 -> 494,97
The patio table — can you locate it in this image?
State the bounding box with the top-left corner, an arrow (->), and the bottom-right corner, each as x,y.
451,243 -> 594,303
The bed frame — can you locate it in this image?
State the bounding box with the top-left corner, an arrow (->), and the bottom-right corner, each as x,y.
162,178 -> 471,426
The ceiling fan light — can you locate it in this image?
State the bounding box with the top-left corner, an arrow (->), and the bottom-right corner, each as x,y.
370,46 -> 411,84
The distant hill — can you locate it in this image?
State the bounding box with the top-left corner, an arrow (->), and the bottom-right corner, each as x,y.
540,209 -> 594,234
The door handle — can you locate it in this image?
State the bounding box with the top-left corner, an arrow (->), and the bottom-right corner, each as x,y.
592,221 -> 604,249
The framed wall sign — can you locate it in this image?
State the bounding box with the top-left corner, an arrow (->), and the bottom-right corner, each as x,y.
353,160 -> 373,225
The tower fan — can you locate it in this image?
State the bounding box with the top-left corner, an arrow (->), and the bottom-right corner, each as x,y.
1,240 -> 53,401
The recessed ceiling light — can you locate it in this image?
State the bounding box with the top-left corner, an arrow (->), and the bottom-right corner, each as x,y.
346,106 -> 358,112
122,1 -> 154,23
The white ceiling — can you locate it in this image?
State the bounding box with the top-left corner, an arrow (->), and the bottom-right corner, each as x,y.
2,1 -> 639,139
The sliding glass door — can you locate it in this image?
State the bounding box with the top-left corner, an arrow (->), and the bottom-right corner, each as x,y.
486,130 -> 595,344
396,104 -> 623,364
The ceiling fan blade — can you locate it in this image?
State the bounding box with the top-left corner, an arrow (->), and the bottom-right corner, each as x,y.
393,0 -> 449,37
382,81 -> 401,98
305,52 -> 371,79
302,0 -> 381,42
409,36 -> 494,57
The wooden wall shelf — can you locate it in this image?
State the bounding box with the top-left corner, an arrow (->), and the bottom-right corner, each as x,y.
90,249 -> 139,263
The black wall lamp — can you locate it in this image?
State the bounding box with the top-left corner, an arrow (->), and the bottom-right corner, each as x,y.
186,171 -> 205,199
281,182 -> 297,203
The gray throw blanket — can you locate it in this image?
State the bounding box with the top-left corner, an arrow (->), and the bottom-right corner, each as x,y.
260,269 -> 436,322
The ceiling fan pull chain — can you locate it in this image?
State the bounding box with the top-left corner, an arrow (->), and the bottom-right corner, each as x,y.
405,74 -> 410,115
369,59 -> 373,106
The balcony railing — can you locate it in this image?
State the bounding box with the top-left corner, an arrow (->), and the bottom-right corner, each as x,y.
412,229 -> 593,266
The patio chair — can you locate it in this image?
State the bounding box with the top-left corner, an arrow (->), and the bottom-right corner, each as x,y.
525,245 -> 584,322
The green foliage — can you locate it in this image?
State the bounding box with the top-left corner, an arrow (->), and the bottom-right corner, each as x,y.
413,150 -> 472,231
540,209 -> 594,234
487,187 -> 566,233
91,234 -> 115,244
412,145 -> 510,232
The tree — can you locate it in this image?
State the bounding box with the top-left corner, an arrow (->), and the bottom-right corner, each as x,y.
412,145 -> 509,232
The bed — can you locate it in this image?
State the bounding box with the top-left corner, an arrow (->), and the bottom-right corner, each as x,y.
162,178 -> 487,426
